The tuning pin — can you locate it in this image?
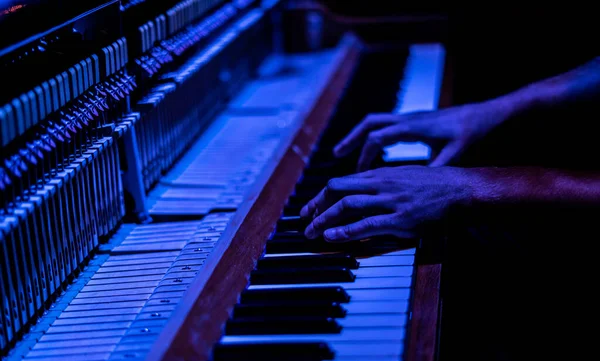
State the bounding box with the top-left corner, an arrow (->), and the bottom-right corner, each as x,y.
77,102 -> 94,122
20,148 -> 38,167
83,94 -> 104,115
4,157 -> 23,180
135,58 -> 155,77
95,83 -> 108,97
15,154 -> 28,174
117,75 -> 131,94
55,123 -> 71,144
109,81 -> 125,100
160,39 -> 176,54
60,118 -> 78,137
95,92 -> 110,111
81,99 -> 99,119
39,133 -> 56,152
119,74 -> 136,92
46,122 -> 66,147
69,108 -> 88,128
150,48 -> 167,65
110,77 -> 130,96
141,55 -> 160,73
103,82 -> 122,101
71,110 -> 88,129
126,74 -> 137,89
79,97 -> 99,118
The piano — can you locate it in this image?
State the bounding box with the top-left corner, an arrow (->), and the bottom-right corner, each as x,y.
0,1 -> 450,360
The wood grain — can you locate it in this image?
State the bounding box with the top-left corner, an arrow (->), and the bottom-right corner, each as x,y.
146,34 -> 362,361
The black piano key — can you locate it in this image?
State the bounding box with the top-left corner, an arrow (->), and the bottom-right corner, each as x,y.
286,195 -> 311,207
273,231 -> 312,239
240,287 -> 350,304
233,301 -> 347,318
213,341 -> 335,361
249,267 -> 355,285
283,206 -> 302,217
266,236 -> 355,254
257,254 -> 359,270
277,215 -> 311,232
225,316 -> 342,335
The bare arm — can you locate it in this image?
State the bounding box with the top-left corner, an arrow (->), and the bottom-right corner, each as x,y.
492,56 -> 600,117
472,167 -> 600,207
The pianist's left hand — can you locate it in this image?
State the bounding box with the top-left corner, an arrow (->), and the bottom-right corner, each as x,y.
301,165 -> 474,242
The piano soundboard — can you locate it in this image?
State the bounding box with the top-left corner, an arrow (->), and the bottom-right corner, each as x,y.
0,1 -> 447,360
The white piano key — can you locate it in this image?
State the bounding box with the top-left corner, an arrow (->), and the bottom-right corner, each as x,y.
221,327 -> 406,344
344,300 -> 409,314
337,315 -> 407,328
354,266 -> 413,278
248,277 -> 411,291
358,255 -> 414,267
346,288 -> 411,302
332,341 -> 403,359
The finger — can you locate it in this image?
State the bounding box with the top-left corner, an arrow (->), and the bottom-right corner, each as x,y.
356,125 -> 405,172
429,141 -> 463,167
299,177 -> 378,218
322,214 -> 416,243
304,195 -> 389,238
333,115 -> 396,157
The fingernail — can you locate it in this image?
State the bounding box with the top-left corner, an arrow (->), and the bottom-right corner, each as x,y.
324,228 -> 342,242
300,206 -> 308,218
305,224 -> 315,239
333,145 -> 342,156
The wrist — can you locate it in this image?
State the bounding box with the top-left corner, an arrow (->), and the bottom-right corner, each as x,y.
483,91 -> 532,121
464,167 -> 543,207
489,79 -> 564,118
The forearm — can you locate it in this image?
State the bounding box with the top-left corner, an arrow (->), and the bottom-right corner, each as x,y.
488,56 -> 600,117
468,167 -> 600,207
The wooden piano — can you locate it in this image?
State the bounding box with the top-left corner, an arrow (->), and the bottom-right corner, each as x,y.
0,1 -> 450,360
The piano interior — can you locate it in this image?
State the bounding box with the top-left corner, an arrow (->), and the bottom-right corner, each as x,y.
0,1 -> 450,360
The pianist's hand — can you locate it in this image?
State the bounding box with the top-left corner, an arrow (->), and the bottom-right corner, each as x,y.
333,101 -> 509,171
301,165 -> 473,242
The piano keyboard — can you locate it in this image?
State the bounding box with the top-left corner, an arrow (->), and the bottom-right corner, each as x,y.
212,44 -> 445,361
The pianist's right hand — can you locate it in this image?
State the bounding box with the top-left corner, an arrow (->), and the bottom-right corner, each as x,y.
333,100 -> 512,171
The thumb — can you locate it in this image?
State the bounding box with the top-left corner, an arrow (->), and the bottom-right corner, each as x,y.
429,141 -> 463,167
